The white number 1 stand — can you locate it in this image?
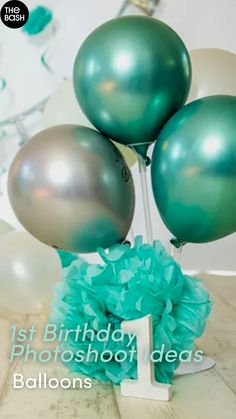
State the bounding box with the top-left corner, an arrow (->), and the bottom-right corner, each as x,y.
121,315 -> 172,401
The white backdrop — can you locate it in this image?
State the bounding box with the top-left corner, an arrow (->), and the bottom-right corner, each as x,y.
0,0 -> 235,272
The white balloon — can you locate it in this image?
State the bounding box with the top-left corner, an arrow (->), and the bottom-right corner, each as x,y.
43,80 -> 137,168
0,231 -> 62,315
43,79 -> 89,127
0,219 -> 14,238
188,48 -> 236,103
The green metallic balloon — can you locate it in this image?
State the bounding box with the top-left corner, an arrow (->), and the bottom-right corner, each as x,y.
151,95 -> 236,244
73,16 -> 191,159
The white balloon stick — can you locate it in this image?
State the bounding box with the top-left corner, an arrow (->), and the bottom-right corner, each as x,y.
170,242 -> 183,264
138,156 -> 153,244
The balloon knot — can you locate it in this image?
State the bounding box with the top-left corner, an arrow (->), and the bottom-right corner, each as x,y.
170,238 -> 185,249
145,156 -> 151,167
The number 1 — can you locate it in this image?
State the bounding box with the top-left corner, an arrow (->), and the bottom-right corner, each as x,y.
121,315 -> 172,401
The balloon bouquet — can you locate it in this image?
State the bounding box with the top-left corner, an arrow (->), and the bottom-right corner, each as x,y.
4,16 -> 236,386
8,16 -> 191,252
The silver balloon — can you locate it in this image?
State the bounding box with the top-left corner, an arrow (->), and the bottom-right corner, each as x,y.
8,125 -> 135,253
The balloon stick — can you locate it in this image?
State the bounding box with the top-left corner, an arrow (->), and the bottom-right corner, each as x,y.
117,0 -> 129,17
129,226 -> 135,244
138,155 -> 153,244
170,242 -> 183,265
170,239 -> 216,375
117,0 -> 159,17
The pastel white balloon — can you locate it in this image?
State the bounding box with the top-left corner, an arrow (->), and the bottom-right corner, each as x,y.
43,79 -> 137,168
43,79 -> 89,127
0,231 -> 62,315
188,48 -> 236,102
0,219 -> 15,238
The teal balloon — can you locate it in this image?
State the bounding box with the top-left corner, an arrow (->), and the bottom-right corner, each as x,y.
73,16 -> 191,159
151,95 -> 236,244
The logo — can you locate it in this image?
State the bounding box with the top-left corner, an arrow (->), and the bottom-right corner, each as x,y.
122,166 -> 131,183
0,1 -> 29,29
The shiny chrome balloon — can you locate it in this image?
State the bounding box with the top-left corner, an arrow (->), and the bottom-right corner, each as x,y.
73,16 -> 191,159
151,95 -> 236,244
8,125 -> 135,253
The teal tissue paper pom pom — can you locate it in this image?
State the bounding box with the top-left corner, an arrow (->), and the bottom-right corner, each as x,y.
57,249 -> 78,268
22,6 -> 53,35
51,237 -> 212,384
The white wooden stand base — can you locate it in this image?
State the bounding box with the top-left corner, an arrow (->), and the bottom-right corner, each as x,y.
121,378 -> 172,401
175,355 -> 216,376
